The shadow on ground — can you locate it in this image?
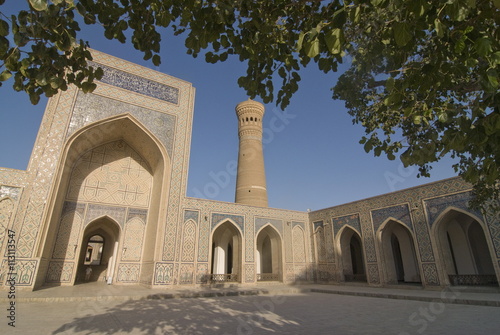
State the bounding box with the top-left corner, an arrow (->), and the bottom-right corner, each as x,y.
52,293 -> 301,334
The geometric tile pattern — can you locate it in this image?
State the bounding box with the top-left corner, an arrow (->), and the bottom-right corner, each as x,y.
332,213 -> 361,235
371,204 -> 412,232
196,263 -> 209,284
211,213 -> 244,232
255,217 -> 283,235
421,263 -> 440,286
181,220 -> 197,262
7,259 -> 37,286
245,263 -> 255,282
313,220 -> 323,230
0,185 -> 21,200
179,263 -> 194,284
184,210 -> 199,223
117,263 -> 140,282
154,262 -> 174,285
88,62 -> 179,104
69,93 -> 177,157
84,204 -> 127,228
484,201 -> 500,258
66,141 -> 153,208
367,263 -> 380,284
52,211 -> 82,259
425,191 -> 483,226
292,226 -> 307,263
315,226 -> 327,263
324,223 -> 335,263
121,217 -> 145,261
46,261 -> 74,283
0,198 -> 14,253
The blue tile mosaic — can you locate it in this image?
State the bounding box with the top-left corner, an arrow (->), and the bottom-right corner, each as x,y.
371,204 -> 412,232
332,214 -> 361,235
184,210 -> 199,223
127,208 -> 148,222
255,217 -> 283,235
425,191 -> 483,226
0,185 -> 21,200
89,61 -> 179,104
211,213 -> 244,233
313,221 -> 324,230
69,92 -> 176,157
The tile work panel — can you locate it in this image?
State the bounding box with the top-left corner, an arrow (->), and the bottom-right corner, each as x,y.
371,204 -> 412,232
332,213 -> 361,235
69,92 -> 176,157
88,61 -> 179,104
424,191 -> 483,226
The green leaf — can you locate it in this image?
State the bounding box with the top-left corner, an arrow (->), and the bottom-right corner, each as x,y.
434,19 -> 444,38
0,19 -> 9,37
495,0 -> 500,8
0,70 -> 12,81
474,37 -> 492,57
393,22 -> 412,47
152,54 -> 161,66
304,37 -> 320,58
29,0 -> 48,11
486,69 -> 499,88
386,77 -> 395,92
324,28 -> 343,55
0,36 -> 9,55
491,51 -> 500,65
81,81 -> 97,93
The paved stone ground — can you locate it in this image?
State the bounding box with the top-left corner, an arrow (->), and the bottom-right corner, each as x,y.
3,291 -> 500,335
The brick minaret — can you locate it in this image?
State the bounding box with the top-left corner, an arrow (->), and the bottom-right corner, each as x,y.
235,99 -> 268,207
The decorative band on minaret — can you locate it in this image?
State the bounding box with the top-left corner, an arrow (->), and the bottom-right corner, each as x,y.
235,99 -> 268,207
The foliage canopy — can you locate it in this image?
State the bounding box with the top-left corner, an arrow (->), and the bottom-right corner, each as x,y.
1,0 -> 499,209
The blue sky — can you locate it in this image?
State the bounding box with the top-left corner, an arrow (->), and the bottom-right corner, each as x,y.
0,3 -> 459,211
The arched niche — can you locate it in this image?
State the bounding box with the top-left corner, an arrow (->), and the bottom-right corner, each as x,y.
337,226 -> 366,282
76,216 -> 121,284
256,224 -> 283,282
35,114 -> 170,288
433,208 -> 497,286
378,219 -> 421,285
210,220 -> 242,283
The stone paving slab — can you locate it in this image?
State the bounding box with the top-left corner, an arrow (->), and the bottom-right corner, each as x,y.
1,282 -> 500,307
3,290 -> 500,334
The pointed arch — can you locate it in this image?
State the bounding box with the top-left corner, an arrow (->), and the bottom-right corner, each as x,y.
432,207 -> 497,286
255,223 -> 283,281
377,218 -> 421,285
336,225 -> 366,282
210,220 -> 243,282
36,114 -> 169,288
75,216 -> 122,284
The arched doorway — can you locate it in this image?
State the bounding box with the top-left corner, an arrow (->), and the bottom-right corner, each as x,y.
36,115 -> 169,288
76,217 -> 121,284
256,225 -> 282,282
338,227 -> 366,282
435,209 -> 497,286
379,220 -> 421,285
210,221 -> 242,282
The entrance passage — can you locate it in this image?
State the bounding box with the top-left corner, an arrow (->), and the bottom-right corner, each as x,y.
437,210 -> 497,286
76,217 -> 120,284
256,225 -> 282,282
210,221 -> 242,283
339,227 -> 366,282
380,221 -> 421,285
